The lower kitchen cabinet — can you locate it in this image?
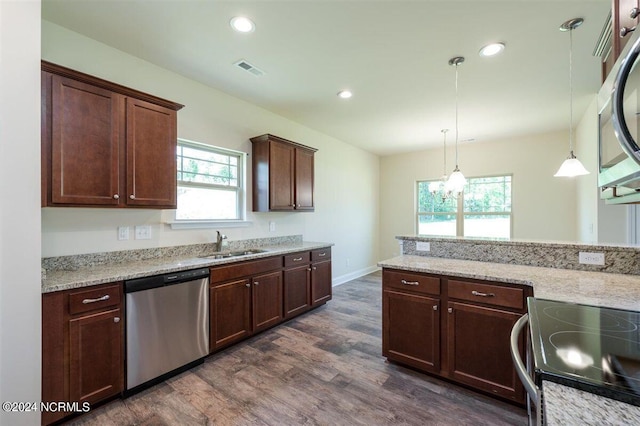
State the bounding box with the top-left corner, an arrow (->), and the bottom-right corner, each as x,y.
209,256 -> 284,352
310,248 -> 332,307
382,268 -> 531,405
283,252 -> 312,319
42,283 -> 124,425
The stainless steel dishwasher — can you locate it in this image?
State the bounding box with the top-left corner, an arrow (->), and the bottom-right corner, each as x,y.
124,268 -> 209,393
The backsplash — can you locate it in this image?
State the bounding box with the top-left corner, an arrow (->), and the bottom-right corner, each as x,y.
398,236 -> 640,275
42,235 -> 303,271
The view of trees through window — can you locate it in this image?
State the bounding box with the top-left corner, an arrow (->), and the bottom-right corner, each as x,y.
417,175 -> 512,238
176,141 -> 243,221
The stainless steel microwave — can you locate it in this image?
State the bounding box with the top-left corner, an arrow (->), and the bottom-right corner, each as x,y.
599,29 -> 640,204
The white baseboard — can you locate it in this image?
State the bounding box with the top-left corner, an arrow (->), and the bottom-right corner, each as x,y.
332,265 -> 380,287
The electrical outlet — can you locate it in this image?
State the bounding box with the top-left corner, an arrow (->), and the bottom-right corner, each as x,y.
269,221 -> 276,232
346,258 -> 351,267
579,252 -> 605,266
118,226 -> 129,241
416,241 -> 431,251
135,225 -> 152,240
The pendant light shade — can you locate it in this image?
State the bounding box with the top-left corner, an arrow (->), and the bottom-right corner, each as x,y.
555,18 -> 589,178
446,56 -> 467,194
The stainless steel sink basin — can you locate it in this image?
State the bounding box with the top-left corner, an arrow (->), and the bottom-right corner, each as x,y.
200,249 -> 267,260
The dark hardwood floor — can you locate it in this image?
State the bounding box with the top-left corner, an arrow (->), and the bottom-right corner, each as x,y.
64,271 -> 527,425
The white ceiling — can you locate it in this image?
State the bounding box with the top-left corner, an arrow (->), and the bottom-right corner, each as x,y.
42,0 -> 611,156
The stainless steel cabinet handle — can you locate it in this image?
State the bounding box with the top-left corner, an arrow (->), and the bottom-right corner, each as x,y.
113,317 -> 120,323
472,290 -> 495,297
82,295 -> 110,304
448,307 -> 453,313
621,26 -> 636,38
130,194 -> 136,200
510,314 -> 540,406
433,305 -> 438,311
293,257 -> 303,261
113,194 -> 120,200
632,7 -> 640,19
401,279 -> 419,286
318,252 -> 326,257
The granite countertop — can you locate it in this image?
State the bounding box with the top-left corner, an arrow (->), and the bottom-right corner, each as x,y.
377,255 -> 640,311
42,242 -> 333,294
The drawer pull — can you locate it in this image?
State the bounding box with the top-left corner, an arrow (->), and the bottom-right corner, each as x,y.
82,295 -> 110,304
472,290 -> 495,298
433,305 -> 438,311
114,317 -> 120,323
293,257 -> 303,262
318,252 -> 326,257
401,279 -> 419,286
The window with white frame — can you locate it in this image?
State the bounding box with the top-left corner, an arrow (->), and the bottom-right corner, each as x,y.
417,175 -> 512,238
176,140 -> 245,221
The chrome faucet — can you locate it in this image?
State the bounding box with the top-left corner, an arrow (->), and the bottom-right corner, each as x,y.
215,231 -> 227,252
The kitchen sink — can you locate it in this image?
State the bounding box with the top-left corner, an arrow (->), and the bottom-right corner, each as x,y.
200,249 -> 268,260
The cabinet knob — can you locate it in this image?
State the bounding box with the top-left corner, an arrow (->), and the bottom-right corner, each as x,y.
245,283 -> 250,288
254,281 -> 259,286
631,7 -> 640,19
292,203 -> 296,208
433,305 -> 438,311
114,317 -> 120,323
130,194 -> 136,200
621,26 -> 636,38
448,308 -> 453,314
113,194 -> 120,200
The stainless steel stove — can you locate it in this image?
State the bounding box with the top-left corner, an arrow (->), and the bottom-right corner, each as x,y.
528,298 -> 640,407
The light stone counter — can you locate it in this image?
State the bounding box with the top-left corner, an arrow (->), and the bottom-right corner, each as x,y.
42,241 -> 332,294
377,255 -> 640,311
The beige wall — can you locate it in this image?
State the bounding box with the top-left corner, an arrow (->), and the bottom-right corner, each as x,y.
0,2 -> 42,425
379,130 -> 579,260
41,21 -> 380,283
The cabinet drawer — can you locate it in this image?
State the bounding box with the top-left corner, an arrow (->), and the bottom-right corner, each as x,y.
311,247 -> 331,262
284,252 -> 310,267
211,256 -> 282,283
383,270 -> 440,296
68,283 -> 121,315
447,279 -> 524,311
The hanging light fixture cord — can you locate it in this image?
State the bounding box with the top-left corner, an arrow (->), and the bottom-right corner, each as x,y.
442,129 -> 448,176
568,25 -> 575,158
454,63 -> 460,169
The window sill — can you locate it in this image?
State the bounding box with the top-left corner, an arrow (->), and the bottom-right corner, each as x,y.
167,220 -> 253,230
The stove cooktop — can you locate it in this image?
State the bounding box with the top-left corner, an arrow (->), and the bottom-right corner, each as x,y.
528,298 -> 640,407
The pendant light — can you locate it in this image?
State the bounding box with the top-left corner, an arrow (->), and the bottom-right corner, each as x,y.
429,129 -> 449,201
446,56 -> 467,194
554,18 -> 590,177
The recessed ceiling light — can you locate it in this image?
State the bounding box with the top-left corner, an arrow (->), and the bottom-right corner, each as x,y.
479,42 -> 505,57
337,90 -> 352,99
230,16 -> 255,33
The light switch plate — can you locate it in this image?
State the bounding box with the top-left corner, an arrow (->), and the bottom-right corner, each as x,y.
579,251 -> 605,265
416,241 -> 431,251
135,225 -> 152,240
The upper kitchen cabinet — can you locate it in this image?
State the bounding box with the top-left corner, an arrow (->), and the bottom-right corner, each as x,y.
250,134 -> 317,212
596,0 -> 639,82
41,61 -> 183,208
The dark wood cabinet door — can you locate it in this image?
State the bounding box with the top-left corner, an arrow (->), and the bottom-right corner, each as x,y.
311,260 -> 332,307
268,140 -> 295,210
446,301 -> 525,404
383,290 -> 440,373
252,271 -> 283,332
125,98 -> 177,208
210,279 -> 251,351
50,75 -> 121,205
69,308 -> 123,405
283,264 -> 311,319
294,147 -> 314,210
615,0 -> 640,58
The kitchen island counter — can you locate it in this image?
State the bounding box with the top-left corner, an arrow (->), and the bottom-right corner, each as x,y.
378,255 -> 640,311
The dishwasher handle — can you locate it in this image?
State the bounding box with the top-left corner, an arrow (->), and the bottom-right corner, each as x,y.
510,313 -> 540,406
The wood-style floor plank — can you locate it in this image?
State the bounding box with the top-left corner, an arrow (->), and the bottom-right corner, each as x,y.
63,271 -> 527,425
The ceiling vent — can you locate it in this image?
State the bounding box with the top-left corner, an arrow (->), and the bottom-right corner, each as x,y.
234,59 -> 265,77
